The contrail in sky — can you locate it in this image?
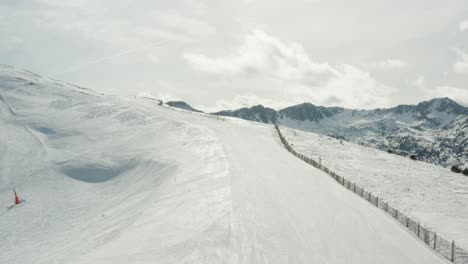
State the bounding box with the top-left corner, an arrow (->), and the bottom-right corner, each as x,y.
51,40 -> 168,76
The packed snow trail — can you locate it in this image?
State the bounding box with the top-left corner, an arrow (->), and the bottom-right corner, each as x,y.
194,118 -> 448,264
0,66 -> 449,263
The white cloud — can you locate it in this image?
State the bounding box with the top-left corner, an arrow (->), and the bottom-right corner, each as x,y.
147,54 -> 159,64
372,59 -> 408,70
426,86 -> 468,106
0,15 -> 6,27
155,12 -> 216,37
459,20 -> 468,31
453,48 -> 468,74
411,75 -> 425,87
316,64 -> 393,109
34,0 -> 93,9
184,29 -> 337,82
200,95 -> 290,112
184,29 -> 393,109
0,36 -> 23,50
4,0 -> 464,110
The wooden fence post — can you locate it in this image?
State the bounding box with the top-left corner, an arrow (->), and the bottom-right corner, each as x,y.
424,228 -> 428,244
417,223 -> 420,237
405,216 -> 409,228
451,240 -> 455,262
433,233 -> 437,250
376,197 -> 379,207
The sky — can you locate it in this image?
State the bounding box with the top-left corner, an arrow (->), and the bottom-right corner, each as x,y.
1,0 -> 468,111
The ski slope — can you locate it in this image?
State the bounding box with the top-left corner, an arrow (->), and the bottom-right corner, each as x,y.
0,65 -> 449,263
282,127 -> 468,252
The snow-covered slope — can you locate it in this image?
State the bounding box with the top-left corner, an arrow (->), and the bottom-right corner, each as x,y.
213,100 -> 468,168
282,126 -> 468,253
0,65 -> 449,263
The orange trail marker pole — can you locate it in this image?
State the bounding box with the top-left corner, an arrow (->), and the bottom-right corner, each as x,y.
13,188 -> 20,205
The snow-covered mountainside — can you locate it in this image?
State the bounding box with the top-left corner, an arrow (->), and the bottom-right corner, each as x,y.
0,65 -> 450,264
213,99 -> 468,168
281,126 -> 468,254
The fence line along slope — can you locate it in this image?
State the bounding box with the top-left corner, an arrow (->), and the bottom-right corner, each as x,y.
279,126 -> 468,260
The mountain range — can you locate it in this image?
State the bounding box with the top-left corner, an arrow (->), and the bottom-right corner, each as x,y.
167,98 -> 467,168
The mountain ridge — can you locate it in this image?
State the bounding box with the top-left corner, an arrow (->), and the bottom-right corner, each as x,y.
166,101 -> 203,113
206,97 -> 466,168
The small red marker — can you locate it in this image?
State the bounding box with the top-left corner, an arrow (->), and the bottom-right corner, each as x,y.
13,188 -> 20,205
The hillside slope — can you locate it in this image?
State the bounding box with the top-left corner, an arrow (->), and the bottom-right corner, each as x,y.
282,126 -> 468,252
0,66 -> 448,263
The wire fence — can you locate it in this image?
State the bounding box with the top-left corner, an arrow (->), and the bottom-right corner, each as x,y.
275,124 -> 468,264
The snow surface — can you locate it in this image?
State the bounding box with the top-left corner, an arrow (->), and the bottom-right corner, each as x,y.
0,66 -> 450,263
282,127 -> 468,251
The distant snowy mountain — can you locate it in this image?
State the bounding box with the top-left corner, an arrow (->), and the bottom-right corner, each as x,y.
213,98 -> 468,168
213,105 -> 278,124
166,101 -> 203,113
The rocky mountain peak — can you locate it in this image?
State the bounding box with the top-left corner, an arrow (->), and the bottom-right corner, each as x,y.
166,101 -> 203,113
279,102 -> 335,122
416,97 -> 466,115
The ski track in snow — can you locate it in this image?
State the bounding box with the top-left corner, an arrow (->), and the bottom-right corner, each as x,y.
0,66 -> 451,264
0,93 -> 16,117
